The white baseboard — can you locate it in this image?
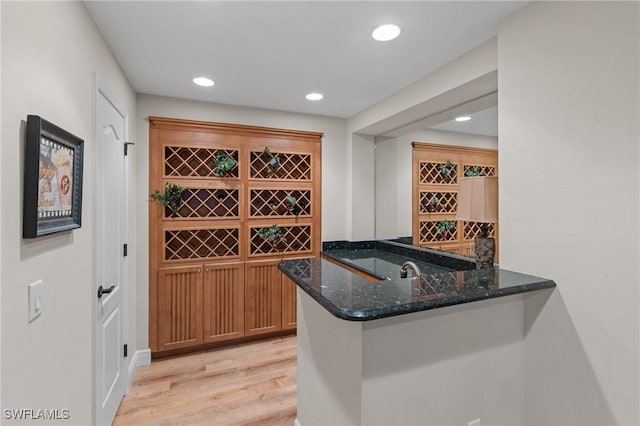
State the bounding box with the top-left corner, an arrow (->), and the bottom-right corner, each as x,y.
127,348 -> 151,385
294,418 -> 301,426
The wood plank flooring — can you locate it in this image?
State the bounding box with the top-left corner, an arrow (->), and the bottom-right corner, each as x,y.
114,336 -> 297,426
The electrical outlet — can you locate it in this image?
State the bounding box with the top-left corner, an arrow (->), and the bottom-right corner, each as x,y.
468,419 -> 481,426
28,280 -> 43,322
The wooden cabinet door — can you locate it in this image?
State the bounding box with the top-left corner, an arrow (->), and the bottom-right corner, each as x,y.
156,265 -> 203,352
282,274 -> 297,330
245,259 -> 282,336
203,261 -> 245,343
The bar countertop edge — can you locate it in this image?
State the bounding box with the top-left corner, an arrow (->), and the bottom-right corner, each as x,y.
278,256 -> 556,322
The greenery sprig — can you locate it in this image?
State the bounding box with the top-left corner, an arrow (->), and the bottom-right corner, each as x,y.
213,152 -> 237,177
465,167 -> 481,177
257,224 -> 286,249
439,160 -> 454,178
285,196 -> 301,216
436,220 -> 456,236
263,147 -> 280,174
150,182 -> 185,214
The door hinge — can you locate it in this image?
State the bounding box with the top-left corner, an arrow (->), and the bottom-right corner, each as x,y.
124,141 -> 135,156
123,243 -> 128,257
123,344 -> 128,358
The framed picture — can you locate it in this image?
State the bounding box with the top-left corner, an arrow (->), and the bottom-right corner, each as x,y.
23,115 -> 84,238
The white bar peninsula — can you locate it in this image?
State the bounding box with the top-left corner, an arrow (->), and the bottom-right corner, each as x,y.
279,243 -> 555,426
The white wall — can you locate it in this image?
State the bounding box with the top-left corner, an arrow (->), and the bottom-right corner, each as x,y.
0,0 -> 4,410
374,137 -> 398,240
297,290 -> 363,425
1,2 -> 136,424
347,133 -> 376,241
498,2 -> 639,425
298,287 -> 528,426
375,129 -> 497,239
135,94 -> 347,349
362,296 -> 526,425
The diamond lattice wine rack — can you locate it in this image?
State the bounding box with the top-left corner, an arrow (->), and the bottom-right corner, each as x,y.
149,117 -> 322,354
412,142 -> 498,260
164,147 -> 240,178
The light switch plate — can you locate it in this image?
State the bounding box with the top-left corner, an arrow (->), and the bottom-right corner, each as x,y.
28,280 -> 43,322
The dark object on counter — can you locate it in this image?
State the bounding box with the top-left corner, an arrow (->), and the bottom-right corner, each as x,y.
456,176 -> 499,269
474,227 -> 496,269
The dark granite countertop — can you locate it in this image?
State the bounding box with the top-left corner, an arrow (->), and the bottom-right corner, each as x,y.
322,248 -> 454,280
279,246 -> 556,321
323,239 -> 478,271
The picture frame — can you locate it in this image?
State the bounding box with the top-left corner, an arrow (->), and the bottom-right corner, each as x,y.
23,115 -> 84,238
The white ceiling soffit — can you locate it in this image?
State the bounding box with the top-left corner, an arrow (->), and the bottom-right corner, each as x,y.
85,1 -> 525,118
357,70 -> 497,136
431,104 -> 498,137
378,91 -> 497,138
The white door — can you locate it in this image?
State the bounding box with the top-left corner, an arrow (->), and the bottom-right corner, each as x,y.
95,80 -> 128,426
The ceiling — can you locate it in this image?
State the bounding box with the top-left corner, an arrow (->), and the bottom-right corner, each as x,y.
85,1 -> 524,122
431,106 -> 498,137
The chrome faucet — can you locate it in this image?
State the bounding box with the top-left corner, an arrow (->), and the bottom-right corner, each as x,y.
400,261 -> 421,279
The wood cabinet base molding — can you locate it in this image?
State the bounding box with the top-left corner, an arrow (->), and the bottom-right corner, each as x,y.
151,329 -> 296,360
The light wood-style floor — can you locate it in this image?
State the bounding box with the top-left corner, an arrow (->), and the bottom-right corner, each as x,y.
114,336 -> 297,426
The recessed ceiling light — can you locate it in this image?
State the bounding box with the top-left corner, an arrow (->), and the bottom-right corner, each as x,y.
372,24 -> 401,41
306,93 -> 323,101
193,76 -> 214,87
455,116 -> 471,122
